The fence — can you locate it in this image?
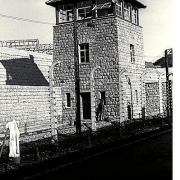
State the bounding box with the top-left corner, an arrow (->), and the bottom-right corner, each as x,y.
0,116 -> 172,176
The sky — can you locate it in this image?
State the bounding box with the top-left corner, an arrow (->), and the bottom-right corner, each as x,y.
0,0 -> 173,62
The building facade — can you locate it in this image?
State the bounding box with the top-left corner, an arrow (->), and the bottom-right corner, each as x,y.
46,0 -> 147,129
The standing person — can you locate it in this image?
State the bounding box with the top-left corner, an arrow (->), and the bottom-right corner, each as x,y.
6,119 -> 20,164
96,99 -> 103,121
127,102 -> 132,120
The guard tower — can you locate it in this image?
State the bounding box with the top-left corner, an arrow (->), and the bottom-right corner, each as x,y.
46,0 -> 146,129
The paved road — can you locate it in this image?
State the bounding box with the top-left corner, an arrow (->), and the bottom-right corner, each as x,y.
29,132 -> 172,180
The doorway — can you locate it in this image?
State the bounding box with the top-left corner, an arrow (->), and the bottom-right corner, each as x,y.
127,104 -> 131,120
81,93 -> 91,119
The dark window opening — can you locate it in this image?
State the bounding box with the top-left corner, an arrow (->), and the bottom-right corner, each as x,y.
100,91 -> 106,105
81,93 -> 91,119
66,93 -> 71,107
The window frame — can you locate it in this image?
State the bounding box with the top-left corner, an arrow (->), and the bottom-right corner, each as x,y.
115,1 -> 123,17
58,4 -> 74,23
124,2 -> 131,21
79,43 -> 90,63
77,1 -> 93,20
93,0 -> 113,18
132,7 -> 138,25
130,44 -> 135,64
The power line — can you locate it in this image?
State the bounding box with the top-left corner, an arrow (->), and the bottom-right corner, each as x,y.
0,12 -> 167,60
0,13 -> 54,26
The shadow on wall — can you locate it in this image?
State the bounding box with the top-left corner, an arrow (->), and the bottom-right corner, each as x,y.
0,55 -> 49,86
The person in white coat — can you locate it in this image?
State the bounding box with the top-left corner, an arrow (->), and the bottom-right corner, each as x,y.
6,119 -> 20,163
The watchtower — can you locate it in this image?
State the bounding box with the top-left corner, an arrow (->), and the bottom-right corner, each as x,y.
46,0 -> 146,126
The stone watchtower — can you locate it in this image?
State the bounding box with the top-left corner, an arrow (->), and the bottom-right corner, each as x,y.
46,0 -> 146,129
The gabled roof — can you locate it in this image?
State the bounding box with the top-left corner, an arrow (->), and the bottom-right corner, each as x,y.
46,0 -> 146,9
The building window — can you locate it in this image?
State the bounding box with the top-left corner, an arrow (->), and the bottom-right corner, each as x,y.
124,3 -> 131,21
66,93 -> 71,107
93,0 -> 113,17
135,90 -> 138,104
77,1 -> 93,20
130,44 -> 135,63
58,4 -> 74,23
79,44 -> 89,63
132,8 -> 138,24
115,2 -> 123,17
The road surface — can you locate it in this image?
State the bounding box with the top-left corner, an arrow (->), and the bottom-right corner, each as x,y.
29,131 -> 172,180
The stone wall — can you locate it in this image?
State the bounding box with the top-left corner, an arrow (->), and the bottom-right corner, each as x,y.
53,17 -> 120,124
145,82 -> 160,116
117,17 -> 145,121
142,67 -> 173,117
52,15 -> 172,124
0,47 -> 63,141
0,86 -> 50,133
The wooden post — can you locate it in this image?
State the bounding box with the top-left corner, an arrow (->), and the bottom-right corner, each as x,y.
49,61 -> 59,143
0,129 -> 8,159
165,50 -> 170,120
73,5 -> 81,136
90,67 -> 100,131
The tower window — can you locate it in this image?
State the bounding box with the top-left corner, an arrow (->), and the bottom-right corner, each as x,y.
93,0 -> 113,17
79,44 -> 89,63
77,1 -> 93,20
66,93 -> 71,107
58,4 -> 74,23
115,2 -> 123,17
124,3 -> 131,21
132,8 -> 138,25
130,44 -> 135,63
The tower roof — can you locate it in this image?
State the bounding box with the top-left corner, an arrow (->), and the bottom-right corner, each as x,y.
46,0 -> 146,9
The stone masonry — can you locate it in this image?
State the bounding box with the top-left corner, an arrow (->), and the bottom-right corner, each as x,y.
53,14 -> 145,125
142,67 -> 173,117
117,17 -> 145,121
0,47 -> 62,142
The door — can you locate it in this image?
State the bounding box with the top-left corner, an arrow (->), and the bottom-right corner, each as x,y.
81,93 -> 91,119
127,105 -> 131,120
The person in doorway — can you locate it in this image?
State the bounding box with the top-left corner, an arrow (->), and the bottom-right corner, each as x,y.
127,102 -> 132,120
96,99 -> 103,121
